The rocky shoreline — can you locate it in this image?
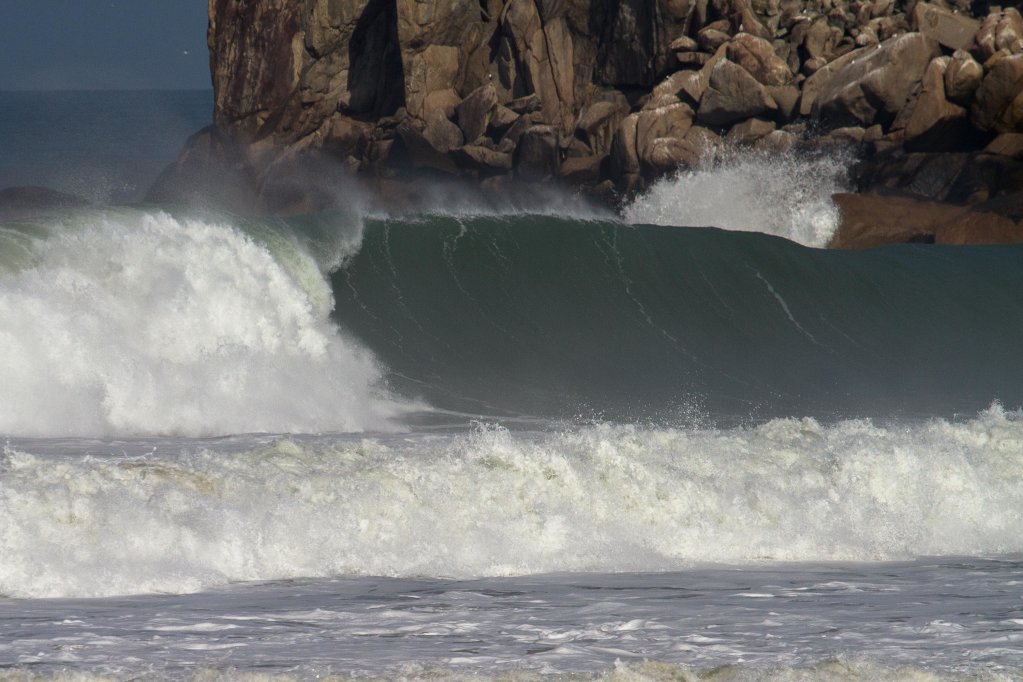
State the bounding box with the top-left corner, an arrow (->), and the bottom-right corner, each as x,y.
150,0 -> 1023,247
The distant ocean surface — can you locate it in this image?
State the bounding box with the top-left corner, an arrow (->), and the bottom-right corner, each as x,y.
0,89 -> 212,203
2,90 -> 1023,681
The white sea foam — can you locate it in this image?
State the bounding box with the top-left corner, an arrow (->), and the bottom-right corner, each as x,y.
0,209 -> 408,437
2,405 -> 1021,599
624,151 -> 850,247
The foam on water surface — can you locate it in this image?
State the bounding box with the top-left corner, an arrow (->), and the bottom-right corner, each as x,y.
2,405 -> 1022,599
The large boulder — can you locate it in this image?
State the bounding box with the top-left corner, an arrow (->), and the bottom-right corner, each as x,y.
898,57 -> 972,152
912,2 -> 980,51
975,8 -> 1023,62
803,32 -> 939,127
697,59 -> 777,126
971,54 -> 1023,133
726,33 -> 793,86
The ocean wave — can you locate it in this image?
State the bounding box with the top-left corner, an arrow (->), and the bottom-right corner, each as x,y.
3,406 -> 1022,599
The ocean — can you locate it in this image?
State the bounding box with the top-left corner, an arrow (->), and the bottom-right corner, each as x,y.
1,90 -> 1022,681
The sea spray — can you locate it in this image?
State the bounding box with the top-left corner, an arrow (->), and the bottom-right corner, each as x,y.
624,150 -> 851,247
3,405 -> 1022,599
0,209 -> 409,437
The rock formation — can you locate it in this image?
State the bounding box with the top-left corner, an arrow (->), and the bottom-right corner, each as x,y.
153,0 -> 1023,246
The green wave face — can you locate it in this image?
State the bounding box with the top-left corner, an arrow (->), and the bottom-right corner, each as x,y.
332,215 -> 1023,423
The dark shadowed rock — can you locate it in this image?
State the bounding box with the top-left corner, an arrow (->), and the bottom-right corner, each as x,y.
514,125 -> 560,179
451,144 -> 514,172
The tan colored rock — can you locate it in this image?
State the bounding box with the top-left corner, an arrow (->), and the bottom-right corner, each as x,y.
610,113 -> 641,177
752,129 -> 798,153
506,94 -> 543,114
456,83 -> 498,143
698,26 -> 733,52
404,45 -> 460,119
765,84 -> 800,120
677,51 -> 713,68
698,59 -> 777,126
489,105 -> 520,134
725,117 -> 776,145
829,193 -> 959,248
971,54 -> 1023,133
423,89 -> 462,120
726,33 -> 793,86
805,33 -> 939,126
423,109 -> 464,153
900,57 -> 970,151
944,50 -> 983,106
912,2 -> 980,51
637,103 -> 695,172
576,98 -> 630,157
499,0 -> 574,131
975,8 -> 1023,62
670,35 -> 700,52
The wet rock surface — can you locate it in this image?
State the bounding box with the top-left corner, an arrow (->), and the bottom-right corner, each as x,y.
153,0 -> 1023,247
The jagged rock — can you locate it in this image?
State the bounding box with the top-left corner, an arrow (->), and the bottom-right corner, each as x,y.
610,114 -> 641,177
404,45 -> 461,119
912,2 -> 980,51
804,32 -> 939,126
451,144 -> 514,172
971,53 -> 1023,133
515,125 -> 560,179
725,117 -> 776,144
726,33 -> 793,85
489,105 -> 520,135
899,57 -> 972,152
457,83 -> 499,144
576,98 -> 630,156
698,59 -> 777,126
397,121 -> 461,174
975,8 -> 1023,62
944,49 -> 984,105
423,109 -> 464,153
499,0 -> 574,130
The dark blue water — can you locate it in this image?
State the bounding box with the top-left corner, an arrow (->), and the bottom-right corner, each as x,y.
0,89 -> 211,203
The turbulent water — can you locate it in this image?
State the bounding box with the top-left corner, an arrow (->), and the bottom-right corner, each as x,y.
2,139 -> 1023,679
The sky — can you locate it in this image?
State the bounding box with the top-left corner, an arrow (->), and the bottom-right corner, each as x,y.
0,1 -> 210,90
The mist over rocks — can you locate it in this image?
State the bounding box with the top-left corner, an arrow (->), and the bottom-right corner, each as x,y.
151,0 -> 1023,247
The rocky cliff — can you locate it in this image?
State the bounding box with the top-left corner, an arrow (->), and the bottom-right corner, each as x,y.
152,0 -> 1023,246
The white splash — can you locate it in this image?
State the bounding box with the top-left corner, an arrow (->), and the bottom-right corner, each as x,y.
624,151 -> 850,247
3,405 -> 1021,598
0,209 -> 407,437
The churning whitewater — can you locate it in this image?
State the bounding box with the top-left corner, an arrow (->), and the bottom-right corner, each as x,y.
3,406 -> 1023,599
3,153 -> 1023,680
0,209 -> 406,437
